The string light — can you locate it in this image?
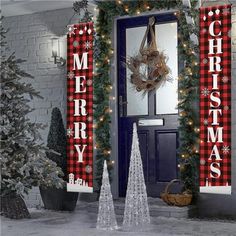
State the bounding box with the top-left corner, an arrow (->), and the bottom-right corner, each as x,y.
109,96 -> 116,101
99,117 -> 104,122
136,10 -> 140,15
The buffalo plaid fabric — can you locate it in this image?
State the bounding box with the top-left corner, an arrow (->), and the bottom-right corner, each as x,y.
199,5 -> 231,187
67,22 -> 93,188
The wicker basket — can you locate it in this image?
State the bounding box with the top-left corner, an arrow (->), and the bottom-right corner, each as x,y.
160,179 -> 192,207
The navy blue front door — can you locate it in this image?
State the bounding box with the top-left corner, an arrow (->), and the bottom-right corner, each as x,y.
117,13 -> 180,197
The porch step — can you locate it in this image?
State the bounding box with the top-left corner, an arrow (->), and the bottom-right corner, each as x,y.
76,197 -> 197,219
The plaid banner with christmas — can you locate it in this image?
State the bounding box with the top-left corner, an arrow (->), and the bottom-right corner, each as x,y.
199,5 -> 231,194
66,22 -> 93,193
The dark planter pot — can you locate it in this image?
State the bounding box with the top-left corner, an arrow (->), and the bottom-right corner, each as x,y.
62,191 -> 79,211
40,187 -> 78,211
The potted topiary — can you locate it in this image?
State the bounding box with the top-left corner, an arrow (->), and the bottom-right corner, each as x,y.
40,107 -> 78,211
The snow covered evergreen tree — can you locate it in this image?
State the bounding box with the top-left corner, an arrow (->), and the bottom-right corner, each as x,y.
0,19 -> 64,219
123,123 -> 150,228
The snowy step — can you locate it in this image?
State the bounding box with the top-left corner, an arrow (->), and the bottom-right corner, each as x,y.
76,198 -> 196,219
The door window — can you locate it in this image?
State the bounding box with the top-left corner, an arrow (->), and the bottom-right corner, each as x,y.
155,22 -> 178,115
126,26 -> 148,116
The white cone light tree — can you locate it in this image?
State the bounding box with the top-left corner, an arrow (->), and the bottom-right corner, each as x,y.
96,160 -> 118,230
123,123 -> 150,228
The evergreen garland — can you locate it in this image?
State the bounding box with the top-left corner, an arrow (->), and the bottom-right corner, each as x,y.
94,0 -> 199,195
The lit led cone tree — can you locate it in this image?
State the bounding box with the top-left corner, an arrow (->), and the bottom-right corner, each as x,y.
123,123 -> 150,228
96,160 -> 118,230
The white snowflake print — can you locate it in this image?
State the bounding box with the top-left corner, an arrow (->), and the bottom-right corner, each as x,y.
222,145 -> 230,154
67,71 -> 75,80
84,40 -> 92,50
67,127 -> 74,137
201,88 -> 210,97
85,165 -> 92,174
200,159 -> 206,165
224,105 -> 229,111
203,119 -> 208,126
68,96 -> 73,102
67,25 -> 77,37
222,76 -> 229,83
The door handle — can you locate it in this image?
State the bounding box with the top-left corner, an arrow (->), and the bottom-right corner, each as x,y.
119,96 -> 128,117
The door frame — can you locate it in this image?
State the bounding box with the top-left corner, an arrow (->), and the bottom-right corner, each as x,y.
110,10 -> 179,199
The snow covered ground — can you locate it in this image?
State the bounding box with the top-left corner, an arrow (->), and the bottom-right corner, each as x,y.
1,208 -> 236,236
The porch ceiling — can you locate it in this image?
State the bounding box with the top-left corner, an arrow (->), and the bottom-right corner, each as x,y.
1,0 -> 96,17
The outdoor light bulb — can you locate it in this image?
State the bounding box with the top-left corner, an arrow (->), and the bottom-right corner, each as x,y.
51,38 -> 59,57
100,117 -> 104,121
107,150 -> 111,154
137,10 -> 140,14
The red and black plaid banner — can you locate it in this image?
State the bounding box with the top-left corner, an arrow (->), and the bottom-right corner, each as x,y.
66,22 -> 93,193
199,5 -> 231,194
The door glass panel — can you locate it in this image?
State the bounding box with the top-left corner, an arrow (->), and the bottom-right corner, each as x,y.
155,22 -> 178,115
126,27 -> 148,116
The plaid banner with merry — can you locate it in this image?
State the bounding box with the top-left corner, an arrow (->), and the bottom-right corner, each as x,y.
199,5 -> 231,194
66,22 -> 93,193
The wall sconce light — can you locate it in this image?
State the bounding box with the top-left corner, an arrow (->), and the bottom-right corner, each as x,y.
51,37 -> 66,67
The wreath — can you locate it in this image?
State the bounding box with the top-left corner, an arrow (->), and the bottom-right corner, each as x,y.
126,17 -> 170,93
